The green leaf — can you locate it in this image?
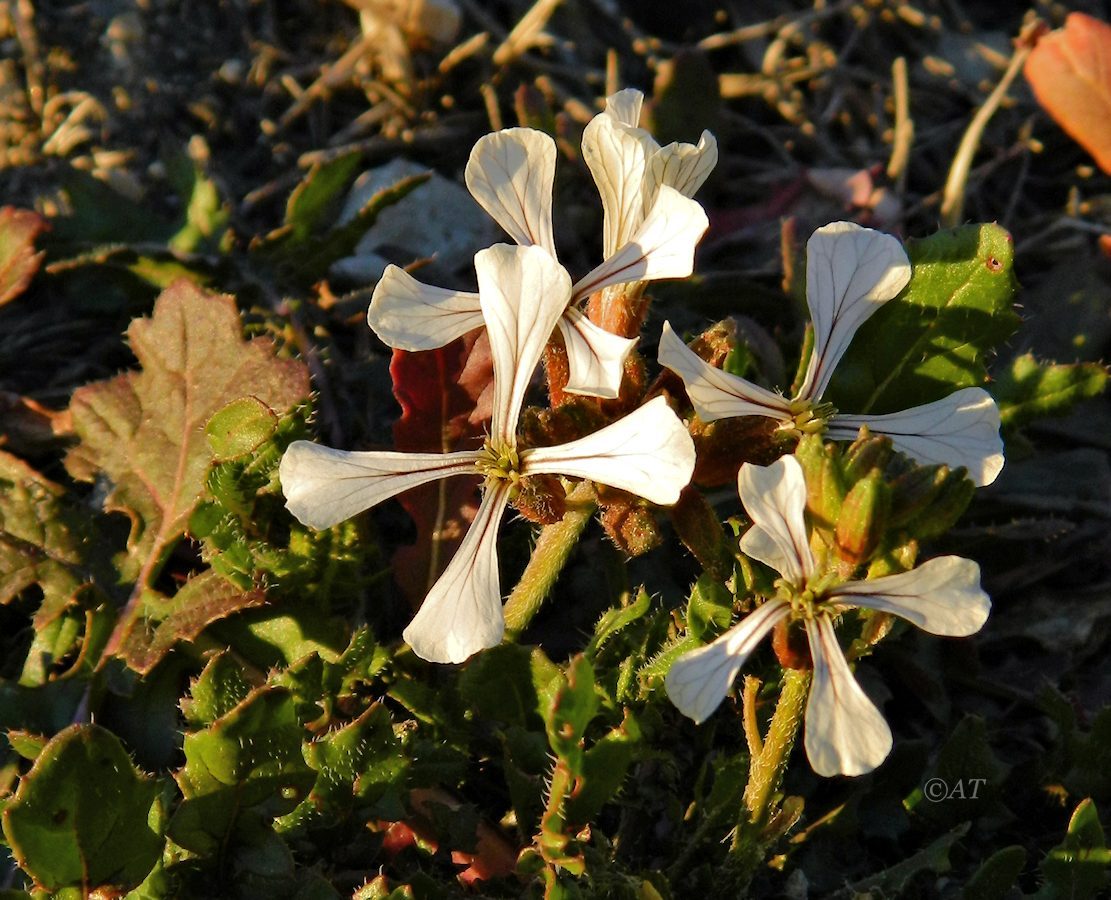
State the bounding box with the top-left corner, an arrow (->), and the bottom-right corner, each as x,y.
685,575 -> 733,643
564,710 -> 643,823
827,223 -> 1020,414
180,651 -> 253,728
168,686 -> 315,856
205,397 -> 279,462
1040,798 -> 1111,900
834,822 -> 969,898
165,154 -> 229,255
993,353 -> 1109,429
543,655 -> 599,775
961,845 -> 1026,900
915,715 -> 1006,827
1,725 -> 163,894
0,451 -> 94,628
585,587 -> 652,657
459,644 -> 541,729
0,207 -> 47,307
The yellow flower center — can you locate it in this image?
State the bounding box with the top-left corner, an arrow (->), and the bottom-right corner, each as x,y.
476,439 -> 521,485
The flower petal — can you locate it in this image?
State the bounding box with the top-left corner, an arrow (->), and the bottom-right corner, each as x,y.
830,555 -> 990,637
665,598 -> 791,724
557,308 -> 637,399
476,244 -> 572,443
796,222 -> 912,402
280,442 -> 480,530
582,110 -> 656,258
645,130 -> 718,206
826,387 -> 1004,487
571,186 -> 709,300
739,525 -> 797,581
522,396 -> 696,506
657,321 -> 793,422
367,265 -> 484,350
403,485 -> 511,663
465,129 -> 556,253
804,616 -> 893,777
604,88 -> 644,127
737,456 -> 814,585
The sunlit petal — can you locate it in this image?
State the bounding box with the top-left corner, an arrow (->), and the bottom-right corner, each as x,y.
582,111 -> 656,258
604,88 -> 644,128
826,387 -> 1004,487
367,264 -> 484,350
523,396 -> 696,505
657,321 -> 793,422
403,485 -> 511,664
557,308 -> 637,399
737,457 -> 814,586
797,222 -> 912,402
665,598 -> 791,724
571,186 -> 709,300
831,555 -> 990,637
645,130 -> 718,210
465,129 -> 556,253
476,244 -> 572,443
804,616 -> 893,777
280,442 -> 481,530
739,525 -> 797,581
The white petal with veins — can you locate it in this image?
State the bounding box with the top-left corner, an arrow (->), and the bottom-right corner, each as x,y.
804,616 -> 893,777
645,130 -> 718,210
403,485 -> 512,663
465,129 -> 556,253
797,222 -> 912,402
557,308 -> 637,399
665,598 -> 791,724
280,442 -> 481,530
367,264 -> 484,350
476,244 -> 572,443
826,387 -> 1004,486
582,111 -> 656,258
657,321 -> 793,422
604,88 -> 644,127
739,525 -> 798,581
522,396 -> 696,506
571,186 -> 708,301
737,457 -> 814,586
831,555 -> 990,637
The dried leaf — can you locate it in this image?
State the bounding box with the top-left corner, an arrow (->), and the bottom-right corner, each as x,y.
389,331 -> 492,606
1025,13 -> 1111,174
0,207 -> 48,307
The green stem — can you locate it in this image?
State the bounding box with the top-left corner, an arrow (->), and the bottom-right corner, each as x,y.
503,482 -> 597,639
735,667 -> 810,849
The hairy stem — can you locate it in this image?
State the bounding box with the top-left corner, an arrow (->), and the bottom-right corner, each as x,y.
741,667 -> 810,831
503,481 -> 597,638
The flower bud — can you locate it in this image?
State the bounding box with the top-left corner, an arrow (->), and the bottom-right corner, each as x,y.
842,431 -> 893,483
835,468 -> 891,566
903,469 -> 974,541
795,435 -> 846,530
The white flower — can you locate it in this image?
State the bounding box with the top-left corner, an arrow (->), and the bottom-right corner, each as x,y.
657,222 -> 1005,486
281,244 -> 696,664
368,89 -> 715,400
664,455 -> 990,777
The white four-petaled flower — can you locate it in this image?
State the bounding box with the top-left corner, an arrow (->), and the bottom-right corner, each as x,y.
658,222 -> 1005,486
281,244 -> 696,664
665,455 -> 991,777
368,89 -> 716,400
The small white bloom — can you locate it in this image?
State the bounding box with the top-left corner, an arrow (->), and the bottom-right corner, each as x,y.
657,222 -> 1005,486
369,90 -> 713,400
282,243 -> 696,664
665,455 -> 990,777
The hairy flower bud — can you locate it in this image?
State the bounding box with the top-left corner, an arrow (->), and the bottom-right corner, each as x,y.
836,468 -> 891,566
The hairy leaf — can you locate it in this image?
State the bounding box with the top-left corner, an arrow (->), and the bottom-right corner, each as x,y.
1025,13 -> 1111,174
827,224 -> 1019,414
1041,799 -> 1111,899
993,353 -> 1109,429
0,207 -> 47,307
1,725 -> 163,894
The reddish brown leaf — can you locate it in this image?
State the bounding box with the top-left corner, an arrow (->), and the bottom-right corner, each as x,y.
1025,13 -> 1111,174
0,207 -> 48,307
389,331 -> 493,607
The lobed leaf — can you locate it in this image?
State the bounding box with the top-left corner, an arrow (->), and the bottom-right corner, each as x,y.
992,353 -> 1109,430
